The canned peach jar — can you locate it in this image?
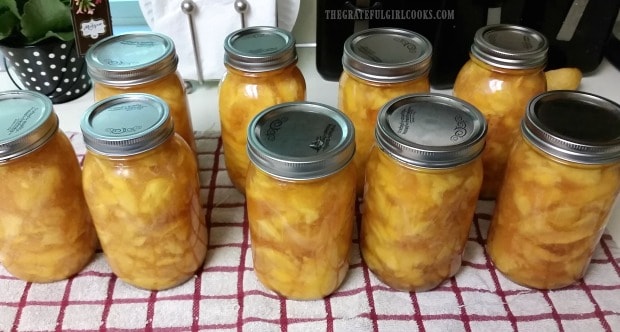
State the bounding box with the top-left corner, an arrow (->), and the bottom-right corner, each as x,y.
453,24 -> 548,199
81,93 -> 207,290
219,26 -> 306,193
246,102 -> 356,300
338,28 -> 432,194
361,94 -> 487,291
85,32 -> 196,151
487,91 -> 620,290
0,91 -> 97,282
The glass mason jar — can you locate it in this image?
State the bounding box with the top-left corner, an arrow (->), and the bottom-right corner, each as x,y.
219,26 -> 306,193
338,28 -> 432,195
0,90 -> 97,283
245,102 -> 356,300
361,94 -> 487,291
80,93 -> 207,290
487,91 -> 620,290
453,24 -> 548,199
85,32 -> 196,152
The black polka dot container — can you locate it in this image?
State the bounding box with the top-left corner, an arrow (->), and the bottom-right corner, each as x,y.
0,39 -> 91,104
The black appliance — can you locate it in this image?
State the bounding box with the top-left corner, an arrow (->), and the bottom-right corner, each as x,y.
316,0 -> 620,89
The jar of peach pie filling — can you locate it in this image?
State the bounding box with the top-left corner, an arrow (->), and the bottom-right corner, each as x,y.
219,26 -> 306,193
0,90 -> 97,283
487,91 -> 620,290
361,94 -> 487,292
80,93 -> 207,290
453,24 -> 548,199
245,102 -> 356,300
338,27 -> 432,195
85,32 -> 196,152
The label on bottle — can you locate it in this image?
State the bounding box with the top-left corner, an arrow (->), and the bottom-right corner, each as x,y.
71,0 -> 114,56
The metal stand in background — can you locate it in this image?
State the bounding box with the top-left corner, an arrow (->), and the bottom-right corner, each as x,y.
234,0 -> 249,28
181,0 -> 203,93
179,0 -> 251,94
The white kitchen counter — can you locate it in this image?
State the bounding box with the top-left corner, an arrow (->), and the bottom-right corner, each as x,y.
1,45 -> 620,241
6,46 -> 618,135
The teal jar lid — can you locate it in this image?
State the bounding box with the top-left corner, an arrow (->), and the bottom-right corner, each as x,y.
224,26 -> 297,72
85,32 -> 178,85
471,24 -> 548,69
81,93 -> 174,156
0,90 -> 58,163
247,102 -> 355,180
376,93 -> 487,168
342,28 -> 433,83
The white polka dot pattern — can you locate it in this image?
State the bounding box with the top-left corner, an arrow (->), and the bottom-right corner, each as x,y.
1,41 -> 91,103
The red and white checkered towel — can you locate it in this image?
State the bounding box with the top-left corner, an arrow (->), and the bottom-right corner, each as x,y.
1,132 -> 620,331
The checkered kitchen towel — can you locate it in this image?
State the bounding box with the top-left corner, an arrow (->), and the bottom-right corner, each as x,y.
1,132 -> 620,331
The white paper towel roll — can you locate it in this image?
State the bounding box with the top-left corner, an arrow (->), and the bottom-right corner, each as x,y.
139,0 -> 279,81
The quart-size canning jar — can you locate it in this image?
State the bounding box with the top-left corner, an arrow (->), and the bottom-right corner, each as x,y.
338,28 -> 432,194
81,93 -> 207,290
453,24 -> 548,199
0,90 -> 97,283
219,26 -> 306,193
85,32 -> 196,151
246,102 -> 356,300
361,94 -> 487,291
487,91 -> 620,290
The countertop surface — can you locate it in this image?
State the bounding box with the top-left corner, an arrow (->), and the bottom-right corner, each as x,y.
4,47 -> 620,133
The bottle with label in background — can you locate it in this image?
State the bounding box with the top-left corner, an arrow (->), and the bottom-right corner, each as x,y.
453,24 -> 548,199
361,93 -> 487,292
0,91 -> 97,283
245,102 -> 356,300
338,27 -> 432,195
85,32 -> 197,152
80,93 -> 207,291
487,91 -> 620,290
219,26 -> 306,194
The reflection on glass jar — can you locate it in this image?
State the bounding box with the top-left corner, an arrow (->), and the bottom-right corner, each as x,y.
338,28 -> 432,195
81,93 -> 207,290
0,91 -> 97,283
246,102 -> 356,300
453,24 -> 548,199
487,91 -> 620,290
361,94 -> 487,292
219,26 -> 306,194
85,32 -> 196,152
